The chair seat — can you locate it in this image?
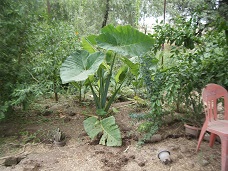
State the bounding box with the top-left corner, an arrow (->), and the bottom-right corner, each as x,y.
208,120 -> 228,135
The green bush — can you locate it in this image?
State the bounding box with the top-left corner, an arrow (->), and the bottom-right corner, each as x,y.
138,14 -> 228,141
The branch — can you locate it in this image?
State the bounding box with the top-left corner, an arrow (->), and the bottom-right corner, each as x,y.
25,68 -> 39,83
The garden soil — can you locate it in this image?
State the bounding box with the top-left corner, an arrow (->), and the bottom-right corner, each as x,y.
0,97 -> 221,171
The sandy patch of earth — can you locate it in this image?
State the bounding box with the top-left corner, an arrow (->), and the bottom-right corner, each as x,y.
0,97 -> 221,171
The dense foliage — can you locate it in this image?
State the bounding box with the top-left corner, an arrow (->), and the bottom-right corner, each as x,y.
136,6 -> 228,141
0,0 -> 227,145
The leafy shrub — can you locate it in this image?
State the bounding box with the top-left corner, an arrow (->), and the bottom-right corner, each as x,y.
138,14 -> 228,141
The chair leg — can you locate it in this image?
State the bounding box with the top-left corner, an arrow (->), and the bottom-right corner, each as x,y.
209,133 -> 216,147
196,123 -> 208,151
220,137 -> 228,171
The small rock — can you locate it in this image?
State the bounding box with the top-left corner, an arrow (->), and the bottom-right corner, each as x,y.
151,134 -> 162,142
129,155 -> 135,159
3,157 -> 23,166
3,157 -> 18,166
42,110 -> 52,116
64,117 -> 71,123
68,111 -> 76,116
95,150 -> 105,154
201,159 -> 210,166
101,158 -> 108,164
138,161 -> 146,167
145,134 -> 162,143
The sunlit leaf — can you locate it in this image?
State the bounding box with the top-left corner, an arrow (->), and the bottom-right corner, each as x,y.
60,50 -> 105,83
96,25 -> 154,57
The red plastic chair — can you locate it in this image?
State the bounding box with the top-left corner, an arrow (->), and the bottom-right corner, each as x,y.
196,83 -> 228,171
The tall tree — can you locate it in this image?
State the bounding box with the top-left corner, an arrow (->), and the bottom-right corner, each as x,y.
102,0 -> 110,28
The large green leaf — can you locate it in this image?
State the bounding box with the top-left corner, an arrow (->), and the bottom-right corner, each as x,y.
81,35 -> 97,53
99,116 -> 122,146
83,116 -> 122,146
83,117 -> 102,139
60,50 -> 105,83
96,25 -> 155,57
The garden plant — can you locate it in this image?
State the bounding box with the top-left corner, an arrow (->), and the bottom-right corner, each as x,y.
60,24 -> 155,146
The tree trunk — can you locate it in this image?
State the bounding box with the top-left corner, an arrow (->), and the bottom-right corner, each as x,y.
102,0 -> 110,28
161,0 -> 166,68
47,0 -> 51,18
53,80 -> 59,102
218,0 -> 228,45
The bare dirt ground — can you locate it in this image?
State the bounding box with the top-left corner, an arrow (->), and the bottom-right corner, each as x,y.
0,96 -> 221,171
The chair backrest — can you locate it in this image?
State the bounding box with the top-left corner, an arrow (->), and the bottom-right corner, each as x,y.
202,83 -> 228,121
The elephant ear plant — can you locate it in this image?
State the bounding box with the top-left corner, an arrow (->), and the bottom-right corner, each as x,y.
60,25 -> 154,146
